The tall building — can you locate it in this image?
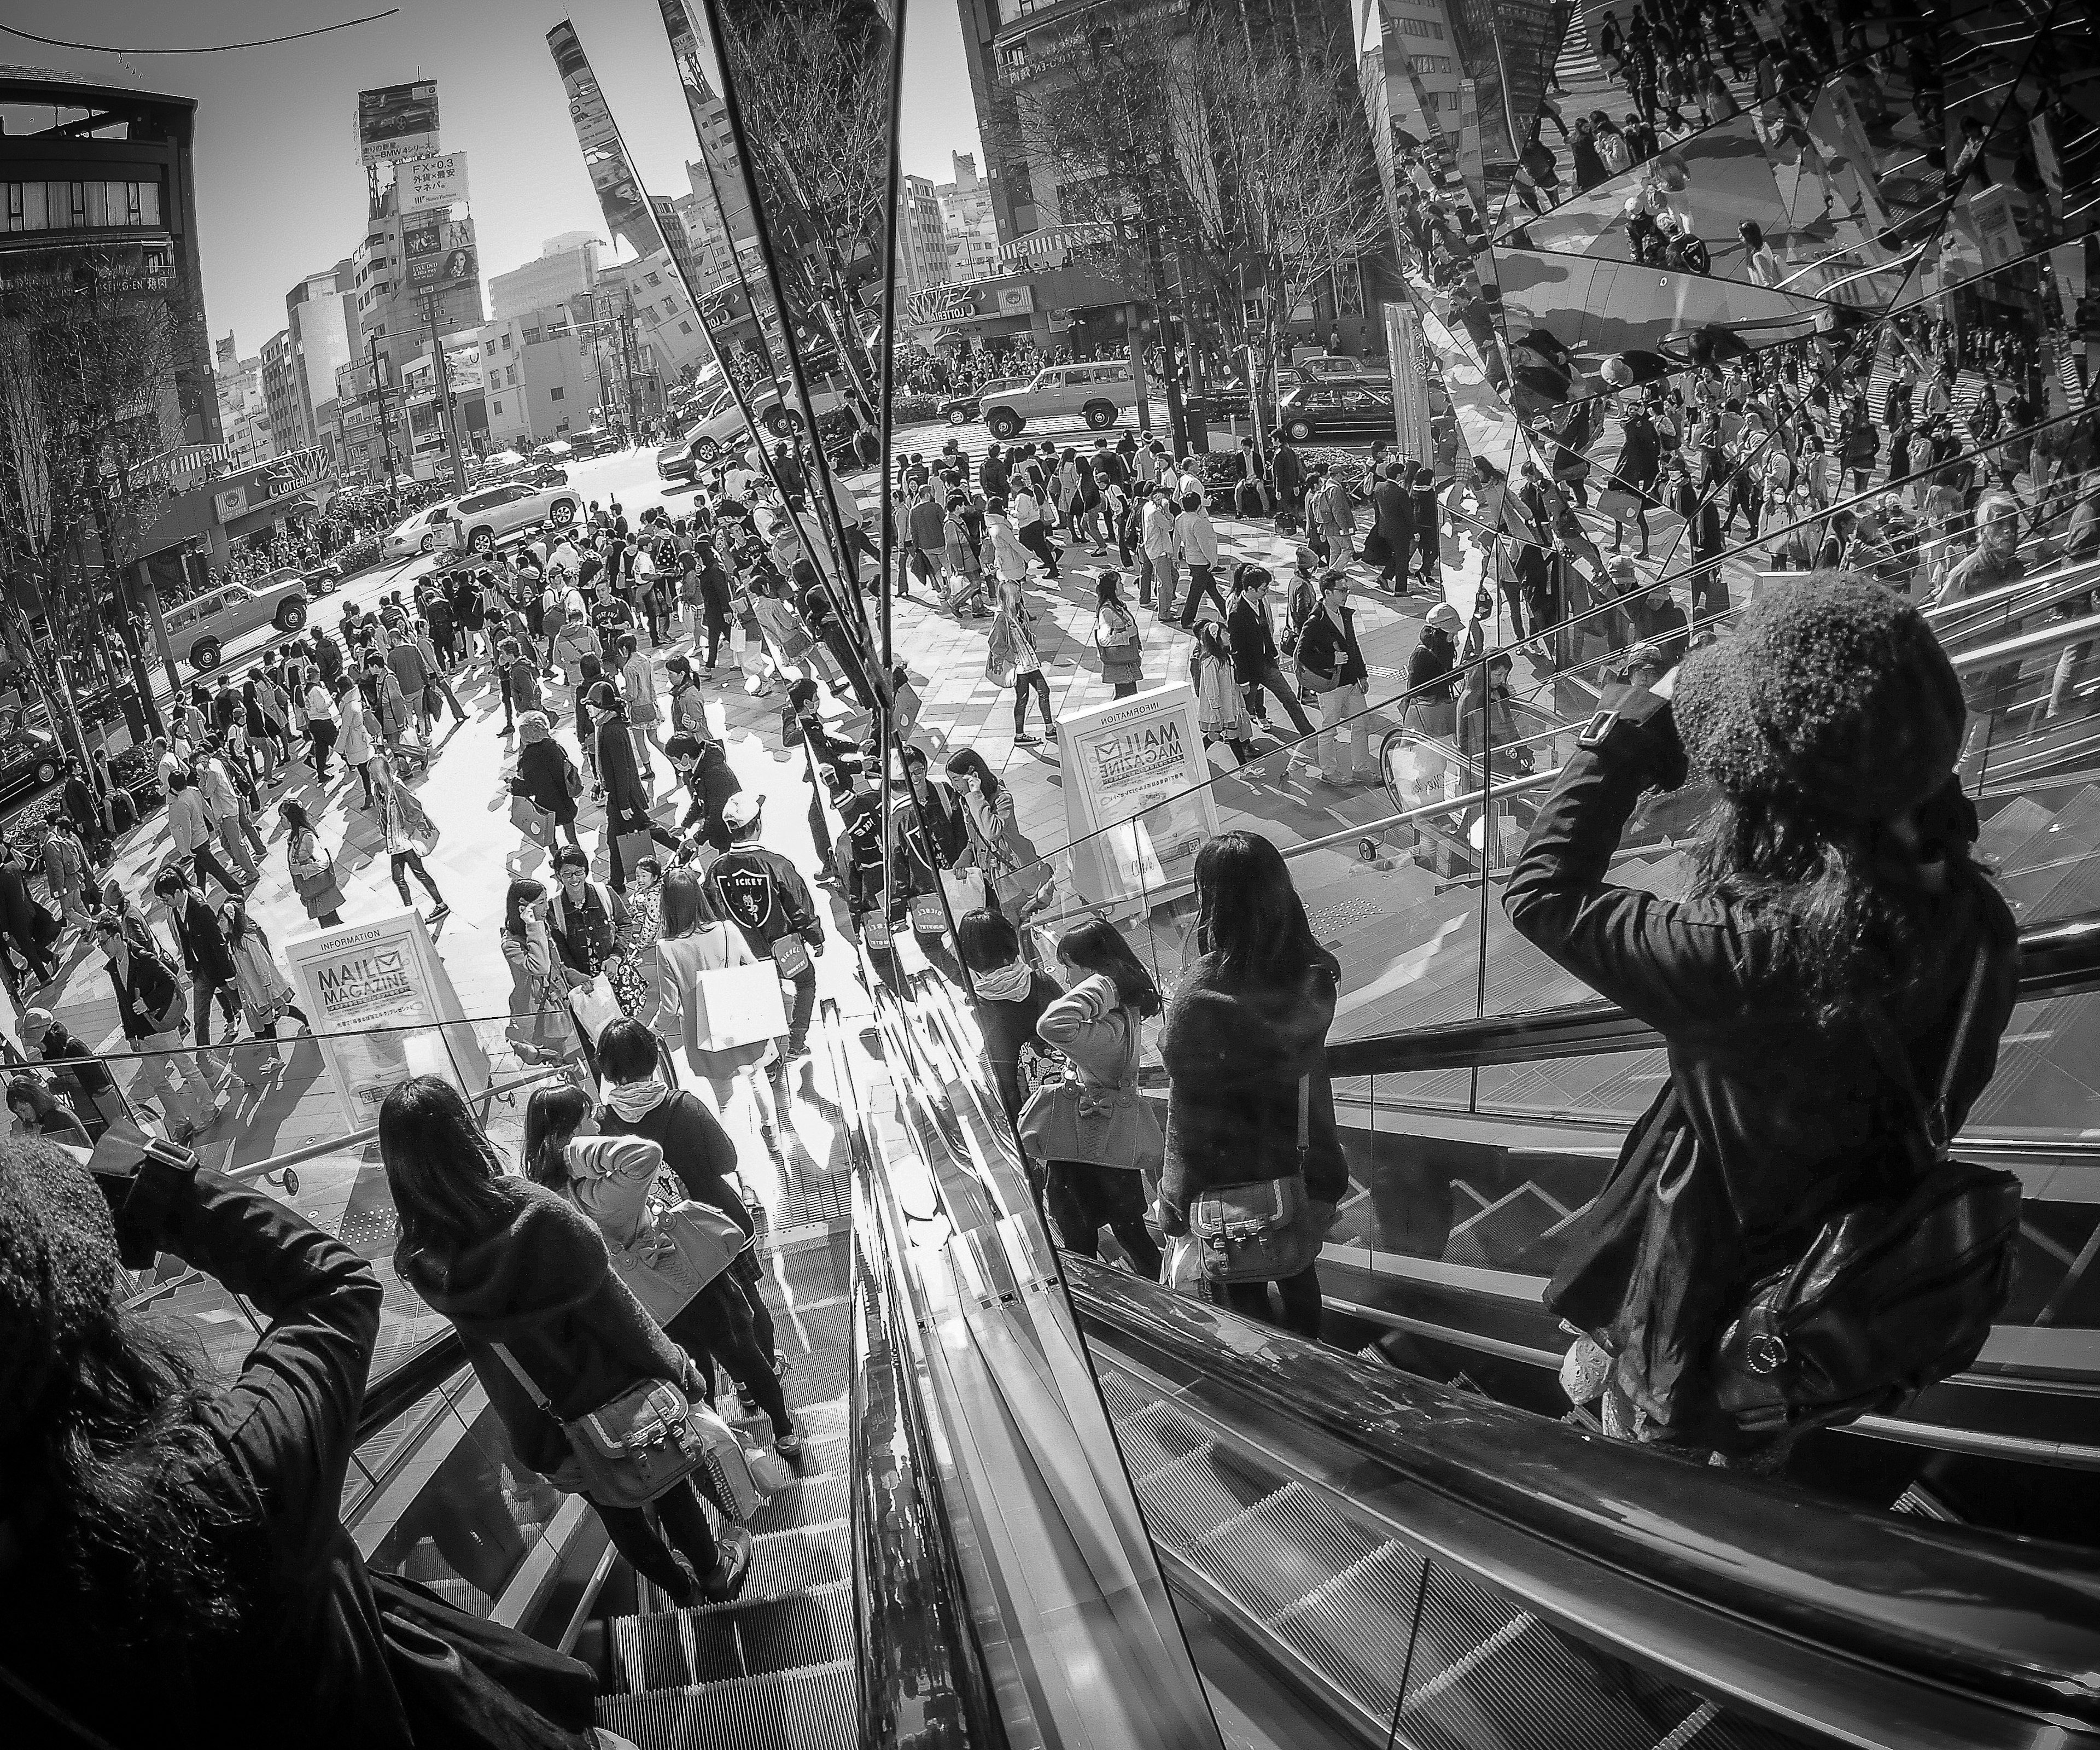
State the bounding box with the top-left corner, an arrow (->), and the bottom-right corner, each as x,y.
286,260 -> 357,463
214,343 -> 273,468
0,67 -> 221,448
670,160 -> 744,297
349,178 -> 484,391
898,173 -> 950,296
679,65 -> 756,246
600,246 -> 715,384
260,329 -> 302,457
476,299 -> 604,449
935,151 -> 1001,282
488,240 -> 599,323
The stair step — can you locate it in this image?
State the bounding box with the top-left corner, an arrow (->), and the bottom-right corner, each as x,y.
610,1570 -> 855,1693
1269,1539 -> 1427,1702
1188,1479 -> 1385,1623
750,1469 -> 849,1536
1110,1397 -> 1211,1483
1131,1443 -> 1274,1548
596,1658 -> 855,1749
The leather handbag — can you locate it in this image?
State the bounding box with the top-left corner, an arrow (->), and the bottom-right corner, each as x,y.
1016,1013 -> 1164,1174
1596,485 -> 1642,521
1188,1077 -> 1326,1284
606,1200 -> 748,1325
1710,948 -> 2022,1437
491,1344 -> 708,1511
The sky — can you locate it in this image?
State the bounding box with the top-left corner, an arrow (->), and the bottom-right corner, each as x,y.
3,1 -> 984,360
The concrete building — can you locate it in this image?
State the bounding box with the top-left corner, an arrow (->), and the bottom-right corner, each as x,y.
0,67 -> 221,448
671,160 -> 741,296
260,329 -> 302,457
601,247 -> 715,384
488,239 -> 599,323
476,300 -> 602,450
285,261 -> 357,465
899,173 -> 950,297
214,344 -> 273,469
935,152 -> 1001,283
348,180 -> 484,387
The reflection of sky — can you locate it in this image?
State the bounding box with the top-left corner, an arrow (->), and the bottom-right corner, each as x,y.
1495,248 -> 1829,370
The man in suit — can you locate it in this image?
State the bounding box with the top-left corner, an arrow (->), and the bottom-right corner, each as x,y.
1370,463 -> 1414,594
96,912 -> 219,1143
155,867 -> 244,1083
1227,564 -> 1317,752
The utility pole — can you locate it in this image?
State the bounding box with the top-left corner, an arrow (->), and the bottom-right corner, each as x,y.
368,332 -> 399,501
423,295 -> 467,494
620,289 -> 644,438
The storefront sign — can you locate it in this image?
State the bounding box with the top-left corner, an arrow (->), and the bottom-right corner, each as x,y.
284,909 -> 488,1124
401,151 -> 469,215
1059,685 -> 1221,905
357,83 -> 440,168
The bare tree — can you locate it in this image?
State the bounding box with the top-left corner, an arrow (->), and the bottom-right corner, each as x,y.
0,253 -> 183,761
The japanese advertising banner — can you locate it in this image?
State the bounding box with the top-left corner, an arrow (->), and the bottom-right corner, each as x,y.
357,82 -> 440,167
1060,685 -> 1221,905
284,909 -> 487,1124
401,151 -> 469,215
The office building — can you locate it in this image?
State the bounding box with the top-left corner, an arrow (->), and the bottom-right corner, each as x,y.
935,151 -> 1001,283
899,173 -> 950,296
488,239 -> 599,323
284,260 -> 357,462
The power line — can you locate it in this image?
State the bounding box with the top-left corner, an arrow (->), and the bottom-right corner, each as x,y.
0,9 -> 398,56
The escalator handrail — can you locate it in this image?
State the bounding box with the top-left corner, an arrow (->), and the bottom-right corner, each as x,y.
1070,1259 -> 2100,1731
1124,908 -> 2100,1084
357,1328 -> 466,1443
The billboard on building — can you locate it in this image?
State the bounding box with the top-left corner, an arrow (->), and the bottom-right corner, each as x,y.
357,83 -> 441,167
401,151 -> 469,214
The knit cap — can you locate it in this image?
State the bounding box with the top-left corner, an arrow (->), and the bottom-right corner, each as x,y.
1673,575 -> 1963,822
0,1139 -> 119,1444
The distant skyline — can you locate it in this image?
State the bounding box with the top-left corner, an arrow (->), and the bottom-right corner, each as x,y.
6,0 -> 983,359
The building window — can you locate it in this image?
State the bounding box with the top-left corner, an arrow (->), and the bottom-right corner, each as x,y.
506,366 -> 517,386
1399,16 -> 1445,37
679,320 -> 695,335
492,399 -> 503,415
550,386 -> 565,401
645,272 -> 661,287
501,333 -> 512,351
661,296 -> 678,317
522,327 -> 541,345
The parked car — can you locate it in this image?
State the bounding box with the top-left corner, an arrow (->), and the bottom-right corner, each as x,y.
530,440 -> 574,463
1274,378 -> 1399,444
656,438 -> 699,486
679,391 -> 756,469
980,361 -> 1140,440
0,722 -> 62,801
942,376 -> 1027,425
1296,353 -> 1370,380
161,575 -> 308,673
302,564 -> 341,597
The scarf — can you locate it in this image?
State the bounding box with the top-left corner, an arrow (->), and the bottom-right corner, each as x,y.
972,960 -> 1034,1003
605,1073 -> 670,1123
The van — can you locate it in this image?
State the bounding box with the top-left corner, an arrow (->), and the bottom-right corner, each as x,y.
162,575 -> 308,673
981,361 -> 1140,440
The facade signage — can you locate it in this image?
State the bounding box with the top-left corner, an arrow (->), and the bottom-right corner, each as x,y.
401,151 -> 469,214
357,83 -> 441,167
1059,684 -> 1221,905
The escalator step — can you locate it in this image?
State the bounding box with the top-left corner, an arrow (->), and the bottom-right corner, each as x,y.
606,1522 -> 852,1691
1133,1444 -> 1276,1548
1401,1561 -> 1665,1750
1189,1479 -> 1385,1624
594,1658 -> 855,1749
728,1580 -> 855,1676
1109,1397 -> 1212,1483
750,1471 -> 849,1536
1269,1539 -> 1427,1704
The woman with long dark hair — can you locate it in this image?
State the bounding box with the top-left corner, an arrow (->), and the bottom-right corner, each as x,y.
279,797 -> 342,927
1506,577 -> 2017,1465
0,1138 -> 410,1742
1159,832 -> 1348,1337
946,747 -> 1042,911
1031,918 -> 1165,1276
500,876 -> 579,1065
384,1075 -> 754,1603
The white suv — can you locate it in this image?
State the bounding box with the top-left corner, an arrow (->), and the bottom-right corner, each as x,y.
385,482 -> 581,559
981,361 -> 1139,440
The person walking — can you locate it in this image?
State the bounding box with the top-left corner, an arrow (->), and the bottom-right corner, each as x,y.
1030,919 -> 1166,1276
165,768 -> 247,900
593,682 -> 678,895
1160,832 -> 1346,1339
514,711 -> 585,853
38,815 -> 96,935
1507,577 -> 2018,1467
708,795 -> 823,1066
619,634 -> 663,779
1370,462 -> 1414,594
1140,485 -> 1179,616
382,1075 -> 754,1605
1293,570 -> 1376,785
943,492 -> 987,615
640,866 -> 784,1150
22,1007 -> 125,1135
1306,467 -> 1357,571
991,576 -> 1057,745
946,748 -> 1045,913
500,877 -> 582,1066
332,675 -> 379,809
301,668 -> 338,779
1175,492 -> 1227,628
153,867 -> 247,1087
94,912 -> 219,1143
279,798 -> 343,928
372,761 -> 447,921
1226,563 -> 1316,755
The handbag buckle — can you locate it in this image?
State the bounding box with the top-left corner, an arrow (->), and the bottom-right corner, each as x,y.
1576,708 -> 1619,748
1745,1332 -> 1788,1375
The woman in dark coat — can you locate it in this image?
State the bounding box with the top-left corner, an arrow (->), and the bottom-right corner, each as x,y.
1159,832 -> 1349,1339
513,711 -> 583,851
1505,578 -> 2016,1463
1605,404 -> 1661,557
0,846 -> 58,984
384,1075 -> 754,1605
592,683 -> 678,894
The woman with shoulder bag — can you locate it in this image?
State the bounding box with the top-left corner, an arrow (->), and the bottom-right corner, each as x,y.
524,1084 -> 798,1458
1093,569 -> 1144,698
501,878 -> 582,1066
1160,832 -> 1348,1338
385,1076 -> 755,1606
1026,919 -> 1165,1277
279,797 -> 342,927
1506,578 -> 2019,1473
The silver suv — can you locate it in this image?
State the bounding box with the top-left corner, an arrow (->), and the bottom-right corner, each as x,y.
981,361 -> 1139,440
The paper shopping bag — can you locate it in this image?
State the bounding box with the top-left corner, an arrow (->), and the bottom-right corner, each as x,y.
691,961 -> 790,1051
568,983 -> 625,1046
940,867 -> 987,916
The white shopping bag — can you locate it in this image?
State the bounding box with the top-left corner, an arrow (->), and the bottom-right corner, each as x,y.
940,867 -> 987,917
568,983 -> 625,1046
692,960 -> 790,1051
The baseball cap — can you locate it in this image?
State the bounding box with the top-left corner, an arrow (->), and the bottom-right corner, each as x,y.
20,1007 -> 53,1044
722,793 -> 764,831
1426,603 -> 1463,632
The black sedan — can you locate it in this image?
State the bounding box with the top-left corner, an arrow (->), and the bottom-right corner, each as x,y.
0,724 -> 62,801
1274,380 -> 1398,445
